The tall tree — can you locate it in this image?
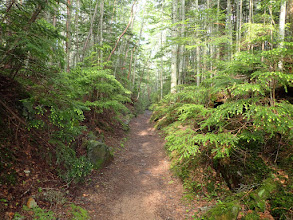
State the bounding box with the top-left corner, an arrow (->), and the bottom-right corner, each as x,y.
196,0 -> 201,86
226,0 -> 233,60
99,0 -> 104,63
236,0 -> 243,52
66,0 -> 71,72
73,0 -> 80,65
132,7 -> 144,87
171,0 -> 178,93
82,0 -> 99,59
178,0 -> 185,85
278,0 -> 287,70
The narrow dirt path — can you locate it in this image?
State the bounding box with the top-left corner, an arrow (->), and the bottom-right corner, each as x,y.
75,111 -> 198,219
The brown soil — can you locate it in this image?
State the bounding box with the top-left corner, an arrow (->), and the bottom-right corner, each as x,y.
74,111 -> 203,219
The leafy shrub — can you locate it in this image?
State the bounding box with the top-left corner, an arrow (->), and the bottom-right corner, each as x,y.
14,58 -> 131,183
151,45 -> 293,205
50,139 -> 93,183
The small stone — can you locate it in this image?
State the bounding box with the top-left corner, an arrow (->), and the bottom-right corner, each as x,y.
27,197 -> 37,208
24,169 -> 30,177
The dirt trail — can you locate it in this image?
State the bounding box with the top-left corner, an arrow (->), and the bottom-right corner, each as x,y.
75,111 -> 198,219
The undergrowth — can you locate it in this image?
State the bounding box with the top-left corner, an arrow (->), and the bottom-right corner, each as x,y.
13,60 -> 132,184
151,48 -> 293,218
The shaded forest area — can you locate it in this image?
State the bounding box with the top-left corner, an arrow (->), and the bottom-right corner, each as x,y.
0,0 -> 293,219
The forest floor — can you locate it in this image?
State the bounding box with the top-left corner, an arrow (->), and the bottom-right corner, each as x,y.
73,111 -> 210,219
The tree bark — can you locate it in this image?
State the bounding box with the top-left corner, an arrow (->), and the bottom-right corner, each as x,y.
73,0 -> 80,65
82,0 -> 99,59
171,0 -> 178,93
178,0 -> 185,85
66,0 -> 71,72
226,0 -> 233,61
128,47 -> 135,80
278,0 -> 287,71
196,0 -> 200,86
132,2 -> 145,86
99,0 -> 104,63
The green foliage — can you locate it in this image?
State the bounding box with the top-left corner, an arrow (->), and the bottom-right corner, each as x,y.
13,54 -> 131,183
151,34 -> 293,215
22,205 -> 55,220
270,185 -> 293,219
134,97 -> 150,115
13,212 -> 25,220
69,204 -> 90,220
50,139 -> 93,183
69,66 -> 130,114
243,177 -> 277,212
153,71 -> 293,162
49,106 -> 86,142
242,23 -> 275,47
165,123 -> 199,159
202,201 -> 241,220
0,1 -> 65,77
120,137 -> 128,149
1,0 -> 132,185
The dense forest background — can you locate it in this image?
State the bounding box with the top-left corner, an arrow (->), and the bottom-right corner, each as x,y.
0,0 -> 293,219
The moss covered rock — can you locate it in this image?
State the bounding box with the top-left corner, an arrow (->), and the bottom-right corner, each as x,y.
86,140 -> 112,169
122,114 -> 134,127
204,201 -> 241,220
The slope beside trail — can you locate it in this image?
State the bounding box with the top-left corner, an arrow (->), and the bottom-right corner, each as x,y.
74,111 -> 202,219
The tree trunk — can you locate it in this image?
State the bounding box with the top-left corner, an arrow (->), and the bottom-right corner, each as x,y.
74,0 -> 80,65
171,0 -> 178,93
107,1 -> 136,62
196,0 -> 200,86
248,0 -> 254,51
216,0 -> 220,60
132,3 -> 145,86
178,0 -> 185,85
239,0 -> 243,52
82,0 -> 99,59
226,0 -> 233,61
278,0 -> 287,71
66,0 -> 71,72
99,0 -> 104,63
288,0 -> 293,35
160,0 -> 165,99
128,47 -> 135,80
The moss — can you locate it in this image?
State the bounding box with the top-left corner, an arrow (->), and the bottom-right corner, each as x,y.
204,201 -> 241,220
92,158 -> 104,169
207,180 -> 216,193
243,178 -> 277,212
241,211 -> 260,220
277,145 -> 293,177
270,185 -> 293,220
68,204 -> 89,220
214,150 -> 271,190
0,147 -> 17,185
86,140 -> 112,169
